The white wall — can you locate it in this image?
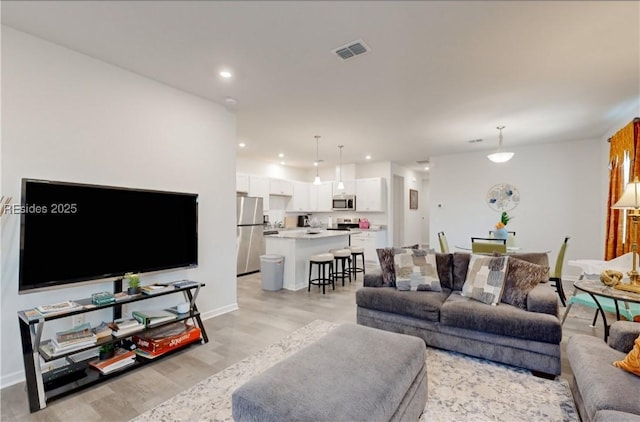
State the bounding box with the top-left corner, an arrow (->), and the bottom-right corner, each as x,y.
236,157 -> 309,182
429,138 -> 607,273
1,27 -> 237,387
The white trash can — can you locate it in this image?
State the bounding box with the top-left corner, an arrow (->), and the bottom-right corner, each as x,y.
260,254 -> 284,291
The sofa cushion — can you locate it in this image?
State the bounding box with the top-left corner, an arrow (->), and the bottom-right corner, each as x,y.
440,292 -> 562,343
508,252 -> 550,275
356,286 -> 450,322
613,334 -> 640,377
394,249 -> 442,292
462,254 -> 509,305
452,253 -> 471,291
501,258 -> 550,309
376,247 -> 397,287
568,334 -> 640,419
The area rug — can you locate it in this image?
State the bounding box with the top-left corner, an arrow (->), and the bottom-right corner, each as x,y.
132,320 -> 578,422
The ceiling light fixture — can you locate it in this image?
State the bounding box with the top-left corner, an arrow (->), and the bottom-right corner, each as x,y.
278,153 -> 284,158
313,135 -> 321,185
365,155 -> 372,160
337,145 -> 345,190
487,126 -> 514,163
219,70 -> 232,78
238,142 -> 246,148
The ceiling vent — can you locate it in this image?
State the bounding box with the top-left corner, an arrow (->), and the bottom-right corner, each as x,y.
333,39 -> 370,60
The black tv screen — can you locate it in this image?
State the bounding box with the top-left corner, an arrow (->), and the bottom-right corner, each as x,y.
19,179 -> 198,292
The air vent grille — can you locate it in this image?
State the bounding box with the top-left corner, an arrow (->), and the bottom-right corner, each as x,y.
333,39 -> 370,60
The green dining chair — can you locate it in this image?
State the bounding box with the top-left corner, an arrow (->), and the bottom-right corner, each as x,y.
549,236 -> 570,306
471,237 -> 507,254
438,231 -> 449,253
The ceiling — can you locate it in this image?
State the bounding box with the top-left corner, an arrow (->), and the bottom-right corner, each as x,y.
2,1 -> 639,171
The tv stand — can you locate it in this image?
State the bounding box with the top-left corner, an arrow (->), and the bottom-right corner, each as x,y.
18,282 -> 208,412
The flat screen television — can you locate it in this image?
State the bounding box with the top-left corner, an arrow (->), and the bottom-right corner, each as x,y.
19,179 -> 198,293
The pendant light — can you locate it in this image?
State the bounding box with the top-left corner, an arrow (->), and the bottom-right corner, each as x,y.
313,135 -> 321,185
487,126 -> 514,163
337,145 -> 345,190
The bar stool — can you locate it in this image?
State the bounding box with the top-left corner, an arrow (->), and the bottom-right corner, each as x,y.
309,253 -> 335,294
329,248 -> 352,286
349,245 -> 366,279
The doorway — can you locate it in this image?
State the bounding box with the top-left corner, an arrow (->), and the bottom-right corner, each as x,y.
393,175 -> 404,247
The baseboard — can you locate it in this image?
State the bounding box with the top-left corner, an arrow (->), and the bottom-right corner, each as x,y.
1,303 -> 240,390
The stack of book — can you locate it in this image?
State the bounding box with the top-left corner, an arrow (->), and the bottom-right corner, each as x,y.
36,300 -> 82,315
88,348 -> 136,374
51,323 -> 97,355
139,284 -> 174,295
156,280 -> 200,289
109,317 -> 144,338
91,322 -> 113,340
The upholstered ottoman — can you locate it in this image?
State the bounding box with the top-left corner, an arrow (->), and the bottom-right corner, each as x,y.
232,323 -> 428,422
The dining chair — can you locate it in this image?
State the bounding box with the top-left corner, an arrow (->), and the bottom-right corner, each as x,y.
437,231 -> 449,253
489,230 -> 516,237
471,237 -> 507,254
549,236 -> 570,306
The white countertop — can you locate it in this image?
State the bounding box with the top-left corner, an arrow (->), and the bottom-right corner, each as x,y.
268,229 -> 361,239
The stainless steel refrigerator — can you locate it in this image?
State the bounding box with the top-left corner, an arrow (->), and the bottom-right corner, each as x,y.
236,196 -> 264,275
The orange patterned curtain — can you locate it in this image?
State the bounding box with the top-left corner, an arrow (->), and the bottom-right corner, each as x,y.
605,119 -> 640,260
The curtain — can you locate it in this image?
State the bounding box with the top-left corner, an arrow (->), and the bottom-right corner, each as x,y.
605,119 -> 640,260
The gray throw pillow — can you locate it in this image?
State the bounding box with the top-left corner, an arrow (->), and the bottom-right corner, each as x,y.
501,257 -> 550,309
462,254 -> 509,305
394,249 -> 442,292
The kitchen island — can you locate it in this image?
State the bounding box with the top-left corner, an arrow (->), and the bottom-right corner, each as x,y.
265,229 -> 356,291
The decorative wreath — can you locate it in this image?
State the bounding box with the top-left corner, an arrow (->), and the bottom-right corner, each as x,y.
600,269 -> 624,287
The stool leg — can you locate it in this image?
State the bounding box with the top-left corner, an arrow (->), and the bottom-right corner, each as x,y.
330,262 -> 335,290
361,253 -> 366,277
348,257 -> 352,283
308,262 -> 313,292
321,263 -> 326,294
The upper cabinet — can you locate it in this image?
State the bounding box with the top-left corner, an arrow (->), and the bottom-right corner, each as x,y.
269,178 -> 293,196
236,173 -> 249,193
248,175 -> 270,211
288,181 -> 310,212
356,177 -> 386,212
332,180 -> 356,196
309,181 -> 333,212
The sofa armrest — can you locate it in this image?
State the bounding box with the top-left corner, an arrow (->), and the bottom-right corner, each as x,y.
363,269 -> 384,287
608,321 -> 640,353
526,284 -> 559,317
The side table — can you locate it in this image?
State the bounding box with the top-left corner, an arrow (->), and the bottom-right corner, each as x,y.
573,279 -> 640,341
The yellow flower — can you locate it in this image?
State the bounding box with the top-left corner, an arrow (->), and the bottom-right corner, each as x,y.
495,222 -> 505,229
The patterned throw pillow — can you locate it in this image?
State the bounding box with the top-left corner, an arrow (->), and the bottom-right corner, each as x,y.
462,254 -> 509,305
376,248 -> 397,287
614,334 -> 640,377
501,258 -> 550,309
394,249 -> 442,292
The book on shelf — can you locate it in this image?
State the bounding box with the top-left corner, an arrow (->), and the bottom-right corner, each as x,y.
139,284 -> 175,295
42,337 -> 97,357
88,348 -> 136,374
154,280 -> 200,289
23,309 -> 44,320
56,322 -> 93,343
109,317 -> 144,338
133,323 -> 201,357
131,310 -> 176,327
36,300 -> 82,314
92,322 -> 113,340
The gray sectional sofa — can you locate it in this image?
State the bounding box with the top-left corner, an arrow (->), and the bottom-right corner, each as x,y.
356,252 -> 562,376
568,321 -> 640,421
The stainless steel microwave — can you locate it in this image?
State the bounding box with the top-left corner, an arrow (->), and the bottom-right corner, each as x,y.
332,195 -> 356,211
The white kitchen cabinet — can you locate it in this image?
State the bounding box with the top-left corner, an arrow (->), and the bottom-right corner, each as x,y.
269,178 -> 293,196
288,181 -> 310,212
236,173 -> 249,193
248,175 -> 270,211
355,177 -> 385,212
332,180 -> 356,196
315,182 -> 333,212
351,230 -> 387,263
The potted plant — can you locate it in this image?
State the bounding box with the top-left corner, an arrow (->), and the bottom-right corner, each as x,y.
124,272 -> 141,295
99,343 -> 115,360
494,212 -> 512,240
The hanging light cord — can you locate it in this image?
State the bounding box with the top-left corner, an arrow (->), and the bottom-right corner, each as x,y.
338,145 -> 343,182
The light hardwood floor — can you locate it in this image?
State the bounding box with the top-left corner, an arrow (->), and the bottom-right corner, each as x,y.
1,270 -> 605,421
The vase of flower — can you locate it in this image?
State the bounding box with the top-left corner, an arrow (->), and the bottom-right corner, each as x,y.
494,211 -> 512,240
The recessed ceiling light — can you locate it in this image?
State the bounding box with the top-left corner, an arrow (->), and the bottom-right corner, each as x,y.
220,70 -> 232,78
278,153 -> 284,158
313,161 -> 319,167
280,161 -> 286,166
365,155 -> 372,160
424,166 -> 430,171
238,142 -> 246,148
